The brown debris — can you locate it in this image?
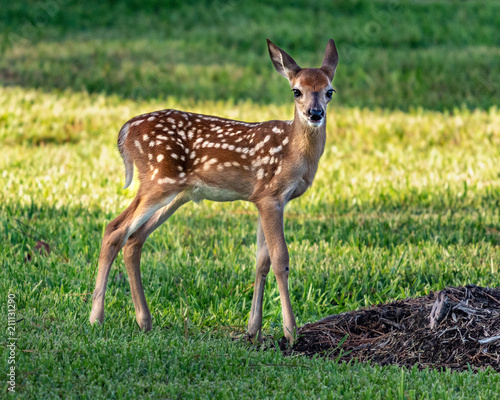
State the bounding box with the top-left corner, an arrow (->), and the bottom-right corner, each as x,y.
429,291 -> 450,329
281,285 -> 500,372
34,240 -> 51,256
24,240 -> 51,262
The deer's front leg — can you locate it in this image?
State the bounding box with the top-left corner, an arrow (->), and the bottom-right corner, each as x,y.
256,198 -> 297,344
247,216 -> 271,342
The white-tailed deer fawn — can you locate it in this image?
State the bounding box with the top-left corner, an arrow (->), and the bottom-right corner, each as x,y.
90,39 -> 338,343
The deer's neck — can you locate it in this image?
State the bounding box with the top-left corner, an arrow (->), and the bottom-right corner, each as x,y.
288,108 -> 327,165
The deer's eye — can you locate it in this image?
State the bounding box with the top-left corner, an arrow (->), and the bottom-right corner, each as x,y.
326,89 -> 335,98
292,89 -> 302,98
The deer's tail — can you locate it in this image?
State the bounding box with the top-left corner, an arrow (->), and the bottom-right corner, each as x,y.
117,122 -> 134,189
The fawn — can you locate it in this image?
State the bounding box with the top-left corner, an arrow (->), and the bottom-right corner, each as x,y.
89,39 -> 338,343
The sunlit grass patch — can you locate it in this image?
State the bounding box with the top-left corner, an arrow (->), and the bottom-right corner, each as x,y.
2,88 -> 500,399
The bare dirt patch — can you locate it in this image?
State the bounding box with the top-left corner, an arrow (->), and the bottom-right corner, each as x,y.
281,286 -> 500,372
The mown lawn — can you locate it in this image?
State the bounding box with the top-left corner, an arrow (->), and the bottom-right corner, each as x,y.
2,1 -> 500,399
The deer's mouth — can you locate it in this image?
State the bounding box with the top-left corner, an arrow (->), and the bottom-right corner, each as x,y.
307,115 -> 323,127
305,108 -> 325,127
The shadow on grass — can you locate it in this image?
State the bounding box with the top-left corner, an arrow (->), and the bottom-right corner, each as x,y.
1,0 -> 499,110
3,197 -> 500,263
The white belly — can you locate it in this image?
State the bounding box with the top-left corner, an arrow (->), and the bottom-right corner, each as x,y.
190,182 -> 243,203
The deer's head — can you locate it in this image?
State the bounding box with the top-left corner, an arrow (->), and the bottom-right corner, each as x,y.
267,39 -> 338,128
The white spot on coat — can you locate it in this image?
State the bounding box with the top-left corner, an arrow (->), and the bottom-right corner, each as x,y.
158,177 -> 176,184
131,119 -> 145,127
270,145 -> 282,155
134,140 -> 144,154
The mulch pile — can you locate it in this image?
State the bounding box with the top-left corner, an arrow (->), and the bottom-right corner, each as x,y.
281,285 -> 500,372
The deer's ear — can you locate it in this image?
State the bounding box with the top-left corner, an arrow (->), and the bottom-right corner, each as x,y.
320,39 -> 339,81
267,39 -> 301,82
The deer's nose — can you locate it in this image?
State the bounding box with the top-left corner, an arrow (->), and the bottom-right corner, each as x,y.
308,108 -> 324,121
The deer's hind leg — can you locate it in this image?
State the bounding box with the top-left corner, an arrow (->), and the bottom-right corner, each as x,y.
122,192 -> 190,330
90,188 -> 180,327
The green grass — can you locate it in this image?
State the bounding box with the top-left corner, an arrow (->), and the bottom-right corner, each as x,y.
2,87 -> 500,398
1,0 -> 499,110
2,0 -> 500,398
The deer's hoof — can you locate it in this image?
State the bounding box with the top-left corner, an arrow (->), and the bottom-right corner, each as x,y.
89,306 -> 104,326
136,313 -> 152,331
